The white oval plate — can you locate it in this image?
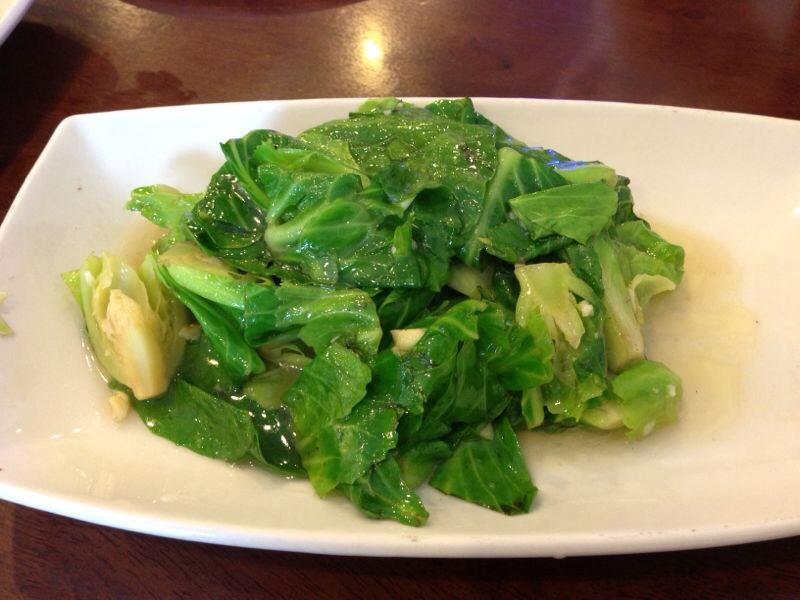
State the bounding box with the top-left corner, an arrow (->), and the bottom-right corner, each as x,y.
1,98 -> 799,558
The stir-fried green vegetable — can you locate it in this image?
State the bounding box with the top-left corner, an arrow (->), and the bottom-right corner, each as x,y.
65,97 -> 684,526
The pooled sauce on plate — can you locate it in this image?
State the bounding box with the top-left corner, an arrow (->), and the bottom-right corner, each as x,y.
643,222 -> 757,437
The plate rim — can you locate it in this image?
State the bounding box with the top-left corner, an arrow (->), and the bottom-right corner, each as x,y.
3,478 -> 799,558
54,95 -> 800,125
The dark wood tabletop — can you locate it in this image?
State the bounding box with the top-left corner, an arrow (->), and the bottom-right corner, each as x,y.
2,0 -> 799,597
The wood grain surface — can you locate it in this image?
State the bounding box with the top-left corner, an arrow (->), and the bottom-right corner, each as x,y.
1,0 -> 799,597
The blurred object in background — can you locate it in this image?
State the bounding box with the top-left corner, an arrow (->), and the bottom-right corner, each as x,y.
0,0 -> 33,45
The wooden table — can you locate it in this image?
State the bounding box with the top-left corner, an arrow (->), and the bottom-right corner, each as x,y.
1,0 -> 799,596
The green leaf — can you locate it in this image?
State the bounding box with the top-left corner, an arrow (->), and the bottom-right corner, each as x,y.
447,262 -> 493,300
126,185 -> 201,232
593,234 -> 644,372
397,302 -> 536,453
482,220 -> 574,264
611,360 -> 681,438
244,363 -> 306,411
520,387 -> 546,429
256,161 -> 362,226
302,398 -> 398,496
220,129 -> 287,208
448,340 -> 510,424
579,391 -> 625,431
552,160 -> 617,187
71,253 -> 188,400
134,379 -> 256,461
337,218 -> 425,289
342,457 -> 429,527
376,287 -> 436,331
158,242 -> 263,311
187,168 -> 270,275
407,187 -> 465,290
540,306 -> 607,423
297,131 -> 363,173
395,299 -> 486,416
284,344 -> 393,496
247,401 -> 306,477
612,220 -> 685,286
177,333 -> 241,397
463,147 -> 567,266
352,97 -> 426,118
476,305 -> 553,391
510,182 -> 618,244
515,262 -> 606,423
429,418 -> 536,515
249,153 -> 420,288
253,143 -> 360,178
284,344 -> 370,429
243,284 -> 381,356
159,265 -> 264,379
397,441 -> 452,489
303,108 -> 497,221
515,262 -> 596,349
61,270 -> 81,304
488,263 -> 520,311
590,224 -> 683,372
560,243 -> 604,296
265,195 -> 371,257
612,177 -> 637,224
424,97 -> 480,123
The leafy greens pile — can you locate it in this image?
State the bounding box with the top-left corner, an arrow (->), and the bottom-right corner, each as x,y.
64,97 -> 684,526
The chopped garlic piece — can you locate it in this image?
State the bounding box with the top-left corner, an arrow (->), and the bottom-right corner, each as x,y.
578,300 -> 594,317
108,390 -> 131,422
391,328 -> 426,356
179,323 -> 202,341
